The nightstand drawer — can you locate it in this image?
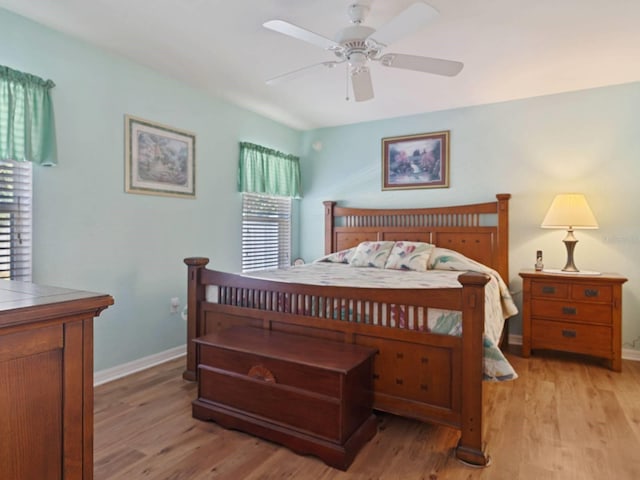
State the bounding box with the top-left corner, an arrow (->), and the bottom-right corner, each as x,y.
531,299 -> 611,324
531,281 -> 569,299
571,284 -> 612,303
531,319 -> 612,356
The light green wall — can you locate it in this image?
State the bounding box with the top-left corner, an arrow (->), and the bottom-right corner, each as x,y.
299,83 -> 640,350
0,8 -> 302,370
4,7 -> 639,368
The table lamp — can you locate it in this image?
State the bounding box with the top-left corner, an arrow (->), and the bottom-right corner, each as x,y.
540,193 -> 599,272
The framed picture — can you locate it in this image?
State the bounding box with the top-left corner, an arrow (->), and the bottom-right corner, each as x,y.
125,115 -> 196,198
382,130 -> 449,190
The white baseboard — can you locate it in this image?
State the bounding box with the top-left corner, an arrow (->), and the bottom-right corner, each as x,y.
508,333 -> 523,346
508,334 -> 640,362
94,344 -> 186,386
622,348 -> 640,362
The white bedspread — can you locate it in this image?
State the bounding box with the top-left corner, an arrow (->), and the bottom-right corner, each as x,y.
206,249 -> 519,381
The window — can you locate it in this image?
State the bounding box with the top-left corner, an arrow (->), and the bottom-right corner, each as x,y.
241,193 -> 291,272
0,160 -> 32,280
1,65 -> 56,282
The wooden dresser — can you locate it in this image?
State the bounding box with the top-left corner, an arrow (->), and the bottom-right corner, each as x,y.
520,270 -> 627,371
193,326 -> 378,470
0,281 -> 113,480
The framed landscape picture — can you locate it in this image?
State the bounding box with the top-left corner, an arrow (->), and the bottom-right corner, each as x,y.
125,115 -> 196,198
382,130 -> 449,190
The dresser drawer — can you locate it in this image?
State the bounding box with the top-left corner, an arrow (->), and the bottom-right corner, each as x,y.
531,281 -> 569,299
531,298 -> 612,325
199,365 -> 341,441
571,284 -> 612,303
199,344 -> 341,398
531,319 -> 612,356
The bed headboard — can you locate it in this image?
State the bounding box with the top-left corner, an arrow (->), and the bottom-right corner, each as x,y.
323,193 -> 511,281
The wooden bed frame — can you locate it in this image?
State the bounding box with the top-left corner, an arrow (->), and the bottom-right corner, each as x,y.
183,193 -> 511,466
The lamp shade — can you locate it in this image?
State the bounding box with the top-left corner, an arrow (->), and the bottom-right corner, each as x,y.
541,193 -> 599,229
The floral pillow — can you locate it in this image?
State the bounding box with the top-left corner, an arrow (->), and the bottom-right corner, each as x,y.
384,241 -> 435,271
314,247 -> 356,264
349,241 -> 395,268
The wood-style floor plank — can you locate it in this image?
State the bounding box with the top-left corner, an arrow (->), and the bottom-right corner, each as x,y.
94,349 -> 640,479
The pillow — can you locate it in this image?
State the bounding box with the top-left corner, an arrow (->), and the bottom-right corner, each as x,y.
384,241 -> 435,271
314,247 -> 356,264
349,241 -> 395,268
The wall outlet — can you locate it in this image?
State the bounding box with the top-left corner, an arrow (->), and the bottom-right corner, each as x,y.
170,297 -> 180,313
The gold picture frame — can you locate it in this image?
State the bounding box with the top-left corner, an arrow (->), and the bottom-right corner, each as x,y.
125,115 -> 196,198
382,130 -> 450,190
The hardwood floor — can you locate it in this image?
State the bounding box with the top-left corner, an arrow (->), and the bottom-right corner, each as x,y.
94,349 -> 640,479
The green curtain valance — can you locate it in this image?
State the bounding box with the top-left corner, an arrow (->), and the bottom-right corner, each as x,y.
238,142 -> 302,198
0,65 -> 57,166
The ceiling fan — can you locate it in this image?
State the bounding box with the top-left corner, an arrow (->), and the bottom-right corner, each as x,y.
263,2 -> 463,102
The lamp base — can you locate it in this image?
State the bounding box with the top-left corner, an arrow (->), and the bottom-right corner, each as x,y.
562,230 -> 579,272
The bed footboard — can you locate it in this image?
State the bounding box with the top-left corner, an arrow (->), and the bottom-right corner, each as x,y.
183,257 -> 491,466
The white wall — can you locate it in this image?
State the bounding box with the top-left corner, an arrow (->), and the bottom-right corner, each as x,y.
1,8 -> 302,370
298,82 -> 640,349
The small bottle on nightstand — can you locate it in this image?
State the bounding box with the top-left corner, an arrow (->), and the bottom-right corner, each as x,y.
535,250 -> 544,271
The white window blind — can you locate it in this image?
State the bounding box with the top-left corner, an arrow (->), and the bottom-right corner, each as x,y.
0,160 -> 32,281
242,193 -> 291,272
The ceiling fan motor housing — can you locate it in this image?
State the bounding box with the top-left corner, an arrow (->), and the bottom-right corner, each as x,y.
334,24 -> 380,64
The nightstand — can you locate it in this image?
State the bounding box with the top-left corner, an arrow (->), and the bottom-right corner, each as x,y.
519,269 -> 627,371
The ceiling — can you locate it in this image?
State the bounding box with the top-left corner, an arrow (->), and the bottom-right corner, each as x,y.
2,0 -> 640,130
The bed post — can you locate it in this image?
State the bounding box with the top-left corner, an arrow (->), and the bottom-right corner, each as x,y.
323,201 -> 336,255
183,257 -> 209,381
456,272 -> 490,466
495,193 -> 511,283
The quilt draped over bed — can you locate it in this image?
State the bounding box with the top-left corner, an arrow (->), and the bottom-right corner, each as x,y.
221,248 -> 519,381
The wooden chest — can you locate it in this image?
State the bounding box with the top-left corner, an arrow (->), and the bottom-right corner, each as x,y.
520,270 -> 627,371
192,326 -> 378,470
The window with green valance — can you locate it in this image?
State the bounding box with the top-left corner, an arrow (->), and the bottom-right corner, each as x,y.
238,142 -> 302,198
0,65 -> 57,166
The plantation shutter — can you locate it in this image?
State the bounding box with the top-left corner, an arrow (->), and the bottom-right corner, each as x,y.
0,160 -> 32,280
242,193 -> 291,272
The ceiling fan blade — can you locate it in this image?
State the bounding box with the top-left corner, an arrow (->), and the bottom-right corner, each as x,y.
367,2 -> 439,47
263,20 -> 341,51
379,53 -> 463,76
351,67 -> 374,102
266,61 -> 342,86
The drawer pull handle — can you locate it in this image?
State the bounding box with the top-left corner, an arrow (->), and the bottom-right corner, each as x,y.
562,306 -> 577,315
562,329 -> 577,338
584,289 -> 599,298
396,378 -> 404,385
248,365 -> 276,383
542,286 -> 556,294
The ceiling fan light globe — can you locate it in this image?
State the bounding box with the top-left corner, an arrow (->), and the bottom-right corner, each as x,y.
348,52 -> 368,67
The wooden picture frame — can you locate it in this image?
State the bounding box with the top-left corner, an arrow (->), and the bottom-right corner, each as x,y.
125,115 -> 196,198
382,130 -> 449,190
